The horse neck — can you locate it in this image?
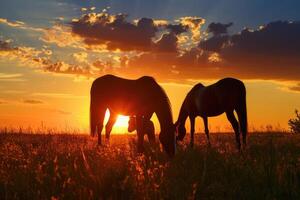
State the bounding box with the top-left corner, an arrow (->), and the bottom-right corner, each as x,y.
155,100 -> 173,132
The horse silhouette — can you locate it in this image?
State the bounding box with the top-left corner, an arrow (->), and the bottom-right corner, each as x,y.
104,113 -> 155,143
128,116 -> 155,143
90,75 -> 175,156
175,78 -> 247,150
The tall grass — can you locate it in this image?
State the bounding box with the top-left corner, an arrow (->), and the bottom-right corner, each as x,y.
0,132 -> 299,199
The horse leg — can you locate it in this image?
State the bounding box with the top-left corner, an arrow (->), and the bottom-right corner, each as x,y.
97,108 -> 106,145
146,120 -> 155,144
189,116 -> 195,148
226,111 -> 240,150
105,113 -> 117,140
203,117 -> 210,146
136,116 -> 144,153
236,107 -> 247,148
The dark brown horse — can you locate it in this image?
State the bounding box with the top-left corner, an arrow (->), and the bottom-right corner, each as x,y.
90,75 -> 175,156
104,113 -> 155,143
128,116 -> 155,143
175,78 -> 247,149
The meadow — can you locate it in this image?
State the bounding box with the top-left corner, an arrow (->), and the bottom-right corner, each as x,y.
0,131 -> 300,199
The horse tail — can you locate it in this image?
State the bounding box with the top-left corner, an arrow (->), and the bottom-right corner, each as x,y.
237,84 -> 248,135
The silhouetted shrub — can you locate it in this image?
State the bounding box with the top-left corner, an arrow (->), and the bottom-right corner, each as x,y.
288,110 -> 300,134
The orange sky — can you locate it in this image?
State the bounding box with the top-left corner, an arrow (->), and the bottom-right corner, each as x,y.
1,62 -> 300,133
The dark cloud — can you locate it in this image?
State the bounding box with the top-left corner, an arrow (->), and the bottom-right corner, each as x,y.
23,99 -> 44,104
218,21 -> 300,80
70,12 -> 195,52
0,40 -> 15,51
199,35 -> 229,52
3,14 -> 300,82
154,32 -> 178,53
71,13 -> 158,51
207,22 -> 233,36
224,21 -> 300,56
166,24 -> 188,35
0,40 -> 12,50
123,20 -> 300,81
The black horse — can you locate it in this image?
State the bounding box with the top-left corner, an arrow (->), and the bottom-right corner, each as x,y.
128,116 -> 155,143
104,113 -> 155,144
175,78 -> 247,149
90,75 -> 175,156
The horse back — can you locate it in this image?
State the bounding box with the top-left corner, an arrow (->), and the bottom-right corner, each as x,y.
187,78 -> 246,116
90,75 -> 160,114
211,78 -> 246,110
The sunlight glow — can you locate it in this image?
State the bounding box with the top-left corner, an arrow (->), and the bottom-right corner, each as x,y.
104,110 -> 130,133
115,115 -> 130,128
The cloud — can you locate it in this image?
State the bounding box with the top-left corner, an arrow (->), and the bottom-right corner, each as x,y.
0,18 -> 25,28
0,73 -> 25,82
199,35 -> 229,52
0,40 -> 15,50
124,20 -> 300,81
154,32 -> 178,53
70,12 -> 204,52
2,10 -> 300,83
178,16 -> 205,41
23,99 -> 44,104
166,24 -> 188,35
207,22 -> 233,36
40,24 -> 84,49
218,21 -> 300,80
0,39 -> 95,77
288,83 -> 300,92
71,12 -> 158,51
72,52 -> 88,63
0,18 -> 43,32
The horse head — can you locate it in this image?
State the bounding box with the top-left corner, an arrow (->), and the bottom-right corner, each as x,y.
127,116 -> 136,132
159,124 -> 176,157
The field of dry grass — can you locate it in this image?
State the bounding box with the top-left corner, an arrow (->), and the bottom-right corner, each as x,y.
1,132 -> 300,199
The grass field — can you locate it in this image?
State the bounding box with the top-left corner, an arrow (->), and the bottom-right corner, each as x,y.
1,132 -> 300,199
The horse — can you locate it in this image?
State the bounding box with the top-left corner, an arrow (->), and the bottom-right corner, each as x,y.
128,116 -> 155,143
175,78 -> 247,150
104,113 -> 155,143
90,75 -> 175,156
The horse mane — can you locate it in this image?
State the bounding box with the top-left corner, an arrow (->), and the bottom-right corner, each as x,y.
152,79 -> 172,118
176,83 -> 205,125
140,76 -> 173,120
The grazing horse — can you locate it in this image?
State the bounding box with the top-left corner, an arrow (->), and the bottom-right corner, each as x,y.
128,116 -> 155,143
104,113 -> 155,143
90,75 -> 175,156
175,78 -> 247,150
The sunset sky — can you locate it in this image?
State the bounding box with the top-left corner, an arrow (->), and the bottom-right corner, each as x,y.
1,0 -> 300,133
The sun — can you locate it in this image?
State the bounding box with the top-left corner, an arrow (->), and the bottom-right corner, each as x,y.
115,115 -> 130,128
104,110 -> 130,133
